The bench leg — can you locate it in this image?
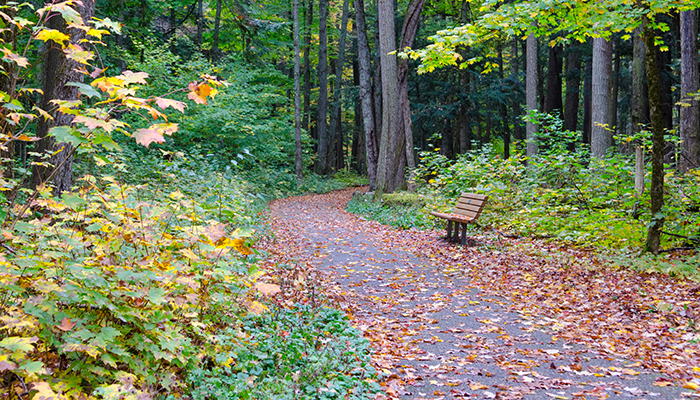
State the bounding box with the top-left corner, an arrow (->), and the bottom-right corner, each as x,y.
460,222 -> 467,245
452,222 -> 460,242
445,220 -> 453,240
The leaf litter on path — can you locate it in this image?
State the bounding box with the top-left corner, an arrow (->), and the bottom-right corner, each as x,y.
260,188 -> 700,399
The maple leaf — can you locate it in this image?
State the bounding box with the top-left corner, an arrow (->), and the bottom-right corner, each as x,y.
133,128 -> 163,147
31,381 -> 58,400
34,29 -> 70,46
73,115 -> 114,132
232,238 -> 253,255
64,44 -> 94,65
187,82 -> 213,105
56,317 -> 77,332
1,47 -> 29,67
155,97 -> 187,113
119,70 -> 149,85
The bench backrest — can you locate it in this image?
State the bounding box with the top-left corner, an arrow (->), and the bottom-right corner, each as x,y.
452,193 -> 488,220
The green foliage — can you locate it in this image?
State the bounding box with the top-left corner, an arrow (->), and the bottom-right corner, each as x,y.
346,194 -> 438,230
413,113 -> 700,258
183,305 -> 381,400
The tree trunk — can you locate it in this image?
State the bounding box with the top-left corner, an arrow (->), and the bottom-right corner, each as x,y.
0,4 -> 16,179
329,0 -> 350,173
315,0 -> 330,175
376,0 -> 403,193
302,0 -> 313,138
511,37 -> 523,145
544,43 -> 563,114
397,0 -> 425,191
373,22 -> 383,145
563,45 -> 582,133
498,45 -> 510,159
526,33 -> 538,160
631,28 -> 649,136
608,37 -> 620,137
680,10 -> 699,172
356,0 -> 379,190
211,0 -> 222,61
591,37 -> 612,158
33,0 -> 95,195
196,0 -> 204,49
642,15 -> 666,254
583,56 -> 592,144
293,0 -> 303,182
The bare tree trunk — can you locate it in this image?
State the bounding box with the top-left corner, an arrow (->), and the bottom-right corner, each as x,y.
526,33 -> 538,160
293,0 -> 303,182
356,0 -> 379,190
196,0 -> 204,49
680,10 -> 699,172
642,15 -> 666,254
329,0 -> 350,173
583,56 -> 592,144
211,0 -> 223,61
376,0 -> 403,193
302,0 -> 312,137
545,43 -> 563,114
373,22 -> 383,145
608,37 -> 620,137
563,45 -> 582,134
511,37 -> 523,146
33,0 -> 95,195
397,0 -> 425,191
591,37 -> 612,158
631,28 -> 649,136
498,45 -> 510,159
315,0 -> 330,175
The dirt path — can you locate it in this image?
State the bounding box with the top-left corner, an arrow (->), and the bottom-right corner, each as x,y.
263,188 -> 699,400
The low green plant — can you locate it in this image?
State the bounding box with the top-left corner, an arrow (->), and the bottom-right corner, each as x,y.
183,305 -> 381,400
346,194 -> 438,230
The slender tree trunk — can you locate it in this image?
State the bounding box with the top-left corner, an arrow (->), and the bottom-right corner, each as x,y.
356,0 -> 379,190
642,15 -> 666,254
329,0 -> 351,173
563,45 -> 582,133
680,10 -> 699,172
373,22 -> 383,144
0,4 -> 16,179
196,0 -> 204,48
498,45 -> 510,159
511,37 -> 523,145
33,0 -> 95,195
583,56 -> 592,144
397,0 -> 425,191
315,0 -> 330,174
211,0 -> 223,61
376,0 -> 403,193
293,0 -> 303,182
591,37 -> 612,158
526,33 -> 538,160
631,28 -> 649,135
609,37 -> 620,136
545,43 -> 563,114
302,0 -> 312,137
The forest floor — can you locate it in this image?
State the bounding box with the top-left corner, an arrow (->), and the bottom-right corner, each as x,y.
260,188 -> 700,400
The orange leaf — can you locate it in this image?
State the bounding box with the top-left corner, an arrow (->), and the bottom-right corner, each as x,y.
232,238 -> 253,255
255,282 -> 281,296
469,383 -> 488,390
56,317 -> 76,332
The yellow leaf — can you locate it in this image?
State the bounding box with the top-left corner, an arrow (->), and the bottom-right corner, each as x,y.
469,383 -> 488,390
180,248 -> 199,261
35,29 -> 70,45
31,381 -> 58,400
247,301 -> 268,315
682,381 -> 700,391
233,238 -> 253,255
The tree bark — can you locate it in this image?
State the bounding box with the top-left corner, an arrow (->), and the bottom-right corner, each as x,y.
33,0 -> 95,195
631,27 -> 649,137
544,43 -> 563,114
376,0 -> 403,193
563,45 -> 582,133
526,33 -> 538,160
583,56 -> 592,144
642,15 -> 666,254
211,0 -> 223,61
498,45 -> 510,159
315,0 -> 330,175
302,0 -> 313,138
680,10 -> 699,172
397,0 -> 425,191
608,37 -> 620,137
293,0 -> 303,182
591,37 -> 612,158
355,0 -> 379,190
329,0 -> 351,173
511,37 -> 523,145
196,0 -> 204,48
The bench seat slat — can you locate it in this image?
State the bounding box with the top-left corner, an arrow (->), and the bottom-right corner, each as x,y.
431,193 -> 489,245
454,203 -> 483,213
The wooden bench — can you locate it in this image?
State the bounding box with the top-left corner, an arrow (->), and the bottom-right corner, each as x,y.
430,193 -> 488,245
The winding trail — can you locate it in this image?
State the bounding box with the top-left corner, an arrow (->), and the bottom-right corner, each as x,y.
264,188 -> 699,400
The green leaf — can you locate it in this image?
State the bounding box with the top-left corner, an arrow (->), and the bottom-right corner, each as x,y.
19,360 -> 44,375
61,193 -> 86,209
147,287 -> 167,305
49,126 -> 85,146
0,336 -> 38,352
66,82 -> 101,98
